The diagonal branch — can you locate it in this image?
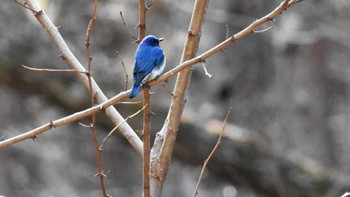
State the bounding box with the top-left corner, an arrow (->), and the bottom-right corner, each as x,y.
192,107 -> 232,197
119,12 -> 138,41
100,104 -> 147,150
21,0 -> 143,155
3,0 -> 302,155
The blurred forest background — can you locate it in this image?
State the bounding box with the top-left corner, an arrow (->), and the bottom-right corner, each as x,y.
1,0 -> 350,196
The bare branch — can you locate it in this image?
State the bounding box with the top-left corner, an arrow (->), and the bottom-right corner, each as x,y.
9,0 -> 302,155
225,24 -> 229,39
116,51 -> 129,91
119,12 -> 138,41
253,23 -> 274,34
79,122 -> 93,128
22,64 -> 85,73
100,104 -> 147,150
201,61 -> 212,79
0,102 -> 105,149
0,134 -> 5,141
192,107 -> 232,197
161,83 -> 175,97
118,101 -> 142,105
22,0 -> 142,155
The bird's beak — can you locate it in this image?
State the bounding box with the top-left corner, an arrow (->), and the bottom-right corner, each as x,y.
159,38 -> 164,42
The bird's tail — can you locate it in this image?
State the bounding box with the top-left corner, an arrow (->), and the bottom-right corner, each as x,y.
128,83 -> 142,99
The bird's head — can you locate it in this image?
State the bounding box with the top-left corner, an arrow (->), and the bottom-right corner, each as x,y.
140,35 -> 164,47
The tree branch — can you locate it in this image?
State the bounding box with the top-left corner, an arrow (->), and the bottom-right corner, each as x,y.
0,89 -> 129,149
4,0 -> 302,155
100,104 -> 147,150
22,64 -> 85,73
21,0 -> 143,155
192,107 -> 232,197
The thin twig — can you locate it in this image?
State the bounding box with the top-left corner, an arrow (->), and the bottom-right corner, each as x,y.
253,24 -> 274,34
79,122 -> 93,128
192,107 -> 232,197
0,134 -> 5,141
143,87 -> 151,197
118,101 -> 142,105
119,12 -> 138,41
201,61 -> 212,79
146,0 -> 158,8
99,104 -> 147,150
22,65 -> 85,73
225,24 -> 229,39
116,51 -> 129,91
161,83 -> 175,97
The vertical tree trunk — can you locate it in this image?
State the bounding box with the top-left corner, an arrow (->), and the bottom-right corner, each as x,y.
149,0 -> 208,196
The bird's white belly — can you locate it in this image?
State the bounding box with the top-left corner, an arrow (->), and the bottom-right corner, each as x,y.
148,57 -> 166,81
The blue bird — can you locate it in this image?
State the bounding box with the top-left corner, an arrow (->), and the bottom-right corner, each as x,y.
128,35 -> 166,98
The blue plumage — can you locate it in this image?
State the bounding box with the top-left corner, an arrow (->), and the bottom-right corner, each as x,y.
128,35 -> 166,98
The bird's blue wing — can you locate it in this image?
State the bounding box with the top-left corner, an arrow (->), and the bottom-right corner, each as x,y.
132,46 -> 164,86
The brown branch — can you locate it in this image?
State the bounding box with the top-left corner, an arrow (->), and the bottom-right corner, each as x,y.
119,12 -> 138,41
143,87 -> 151,197
99,104 -> 147,150
0,98 -> 112,149
21,0 -> 142,155
137,0 -> 147,43
192,107 -> 232,197
116,51 -> 129,91
22,65 -> 85,73
7,0 -> 302,155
